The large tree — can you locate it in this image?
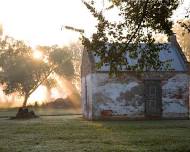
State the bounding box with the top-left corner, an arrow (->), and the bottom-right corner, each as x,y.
0,36 -> 74,107
173,19 -> 190,61
177,1 -> 190,33
37,42 -> 82,107
81,0 -> 179,75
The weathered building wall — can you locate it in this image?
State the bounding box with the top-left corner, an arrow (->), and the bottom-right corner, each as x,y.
81,36 -> 190,120
81,50 -> 94,119
81,75 -> 94,119
81,77 -> 88,118
91,73 -> 144,119
162,73 -> 189,119
82,70 -> 189,120
85,73 -> 190,120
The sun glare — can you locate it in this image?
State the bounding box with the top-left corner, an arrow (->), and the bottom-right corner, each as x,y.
0,0 -> 97,46
33,50 -> 43,60
28,85 -> 47,105
51,88 -> 61,99
0,0 -> 189,47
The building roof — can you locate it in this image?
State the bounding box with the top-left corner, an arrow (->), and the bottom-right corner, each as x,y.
90,37 -> 188,72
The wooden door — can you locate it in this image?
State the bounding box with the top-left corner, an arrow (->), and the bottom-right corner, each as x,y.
144,80 -> 162,118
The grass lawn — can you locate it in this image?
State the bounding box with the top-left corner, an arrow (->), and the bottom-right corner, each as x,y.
0,108 -> 81,118
0,109 -> 190,152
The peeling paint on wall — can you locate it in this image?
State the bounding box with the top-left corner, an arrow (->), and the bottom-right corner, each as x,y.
91,73 -> 144,118
82,72 -> 189,120
162,74 -> 189,118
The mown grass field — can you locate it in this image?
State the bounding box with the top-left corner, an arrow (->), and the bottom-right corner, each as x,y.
0,108 -> 81,118
0,108 -> 190,152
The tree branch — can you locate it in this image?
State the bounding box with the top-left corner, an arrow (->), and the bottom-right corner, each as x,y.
126,0 -> 149,46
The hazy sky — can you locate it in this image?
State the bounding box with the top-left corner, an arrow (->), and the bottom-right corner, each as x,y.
0,0 -> 98,46
0,0 -> 189,46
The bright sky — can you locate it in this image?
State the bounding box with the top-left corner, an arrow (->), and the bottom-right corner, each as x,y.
0,0 -> 189,47
0,0 -> 98,46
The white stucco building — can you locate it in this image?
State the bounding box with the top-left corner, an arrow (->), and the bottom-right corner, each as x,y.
81,36 -> 190,120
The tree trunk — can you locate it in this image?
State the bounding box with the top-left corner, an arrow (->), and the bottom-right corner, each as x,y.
22,94 -> 29,108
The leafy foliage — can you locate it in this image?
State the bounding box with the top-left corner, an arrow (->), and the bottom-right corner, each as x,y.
178,20 -> 190,33
49,48 -> 74,78
173,19 -> 190,61
0,36 -> 74,107
81,0 -> 179,75
177,1 -> 190,33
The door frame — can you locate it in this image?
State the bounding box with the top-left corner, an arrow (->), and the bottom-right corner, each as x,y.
144,79 -> 162,119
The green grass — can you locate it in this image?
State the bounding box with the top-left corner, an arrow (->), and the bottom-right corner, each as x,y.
0,109 -> 190,152
0,108 -> 81,118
